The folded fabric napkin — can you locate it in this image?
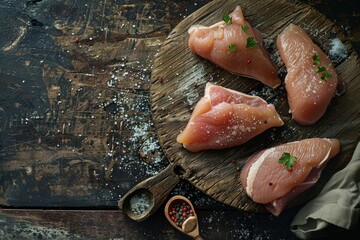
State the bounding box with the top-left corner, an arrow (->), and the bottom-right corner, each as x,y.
290,141 -> 360,239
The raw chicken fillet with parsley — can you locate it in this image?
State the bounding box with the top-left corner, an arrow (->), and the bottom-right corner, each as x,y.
277,24 -> 339,125
176,83 -> 284,152
188,5 -> 281,88
240,138 -> 340,216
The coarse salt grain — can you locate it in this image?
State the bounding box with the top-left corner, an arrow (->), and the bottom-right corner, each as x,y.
130,193 -> 150,215
329,38 -> 348,63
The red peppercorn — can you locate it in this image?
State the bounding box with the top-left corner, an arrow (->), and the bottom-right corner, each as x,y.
168,201 -> 194,225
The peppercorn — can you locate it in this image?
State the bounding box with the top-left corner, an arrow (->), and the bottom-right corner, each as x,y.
168,201 -> 194,227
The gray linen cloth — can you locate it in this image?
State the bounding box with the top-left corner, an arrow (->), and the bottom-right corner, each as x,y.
290,141 -> 360,239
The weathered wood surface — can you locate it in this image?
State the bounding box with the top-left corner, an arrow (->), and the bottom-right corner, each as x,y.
0,0 -> 193,208
0,207 -> 301,240
0,0 -> 359,239
151,0 -> 360,213
119,164 -> 180,222
1,207 -> 360,240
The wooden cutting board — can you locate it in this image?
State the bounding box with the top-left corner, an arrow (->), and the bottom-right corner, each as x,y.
127,0 -> 360,217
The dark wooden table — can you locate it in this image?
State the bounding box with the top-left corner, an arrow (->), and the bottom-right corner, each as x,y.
0,0 -> 359,239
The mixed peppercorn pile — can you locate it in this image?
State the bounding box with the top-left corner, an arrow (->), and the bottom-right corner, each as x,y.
168,201 -> 194,227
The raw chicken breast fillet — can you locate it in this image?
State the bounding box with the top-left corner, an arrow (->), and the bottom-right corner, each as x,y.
188,5 -> 281,88
176,83 -> 284,152
277,24 -> 339,125
240,138 -> 340,216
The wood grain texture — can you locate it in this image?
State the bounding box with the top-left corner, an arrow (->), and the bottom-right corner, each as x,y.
0,208 -> 302,240
0,0 -> 359,239
2,207 -> 360,239
150,0 -> 360,213
0,0 -> 206,208
119,164 -> 180,222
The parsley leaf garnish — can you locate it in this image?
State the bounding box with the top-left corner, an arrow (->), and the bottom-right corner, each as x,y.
241,25 -> 249,33
313,54 -> 321,66
223,14 -> 232,25
228,43 -> 237,53
278,152 -> 297,170
321,71 -> 332,81
315,66 -> 326,73
312,53 -> 332,81
246,37 -> 257,48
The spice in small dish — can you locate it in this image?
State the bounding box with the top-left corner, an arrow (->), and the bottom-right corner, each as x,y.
168,201 -> 194,227
164,195 -> 203,239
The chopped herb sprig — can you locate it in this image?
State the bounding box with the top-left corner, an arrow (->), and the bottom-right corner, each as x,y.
278,152 -> 297,170
223,14 -> 232,25
312,54 -> 321,66
313,53 -> 332,81
321,71 -> 332,80
241,25 -> 257,48
241,25 -> 249,33
246,36 -> 258,48
228,43 -> 237,53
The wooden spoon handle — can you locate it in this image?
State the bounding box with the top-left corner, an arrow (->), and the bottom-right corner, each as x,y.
194,235 -> 204,240
118,164 -> 180,222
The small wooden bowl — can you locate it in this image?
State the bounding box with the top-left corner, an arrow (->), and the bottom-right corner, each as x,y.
164,195 -> 203,240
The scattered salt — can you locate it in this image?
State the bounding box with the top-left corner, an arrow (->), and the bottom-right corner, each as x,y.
130,123 -> 151,142
186,91 -> 200,106
329,38 -> 348,63
130,193 -> 150,215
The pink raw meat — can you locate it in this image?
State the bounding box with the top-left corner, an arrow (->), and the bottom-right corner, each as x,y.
240,138 -> 340,216
188,5 -> 281,88
277,24 -> 339,125
176,83 -> 284,152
